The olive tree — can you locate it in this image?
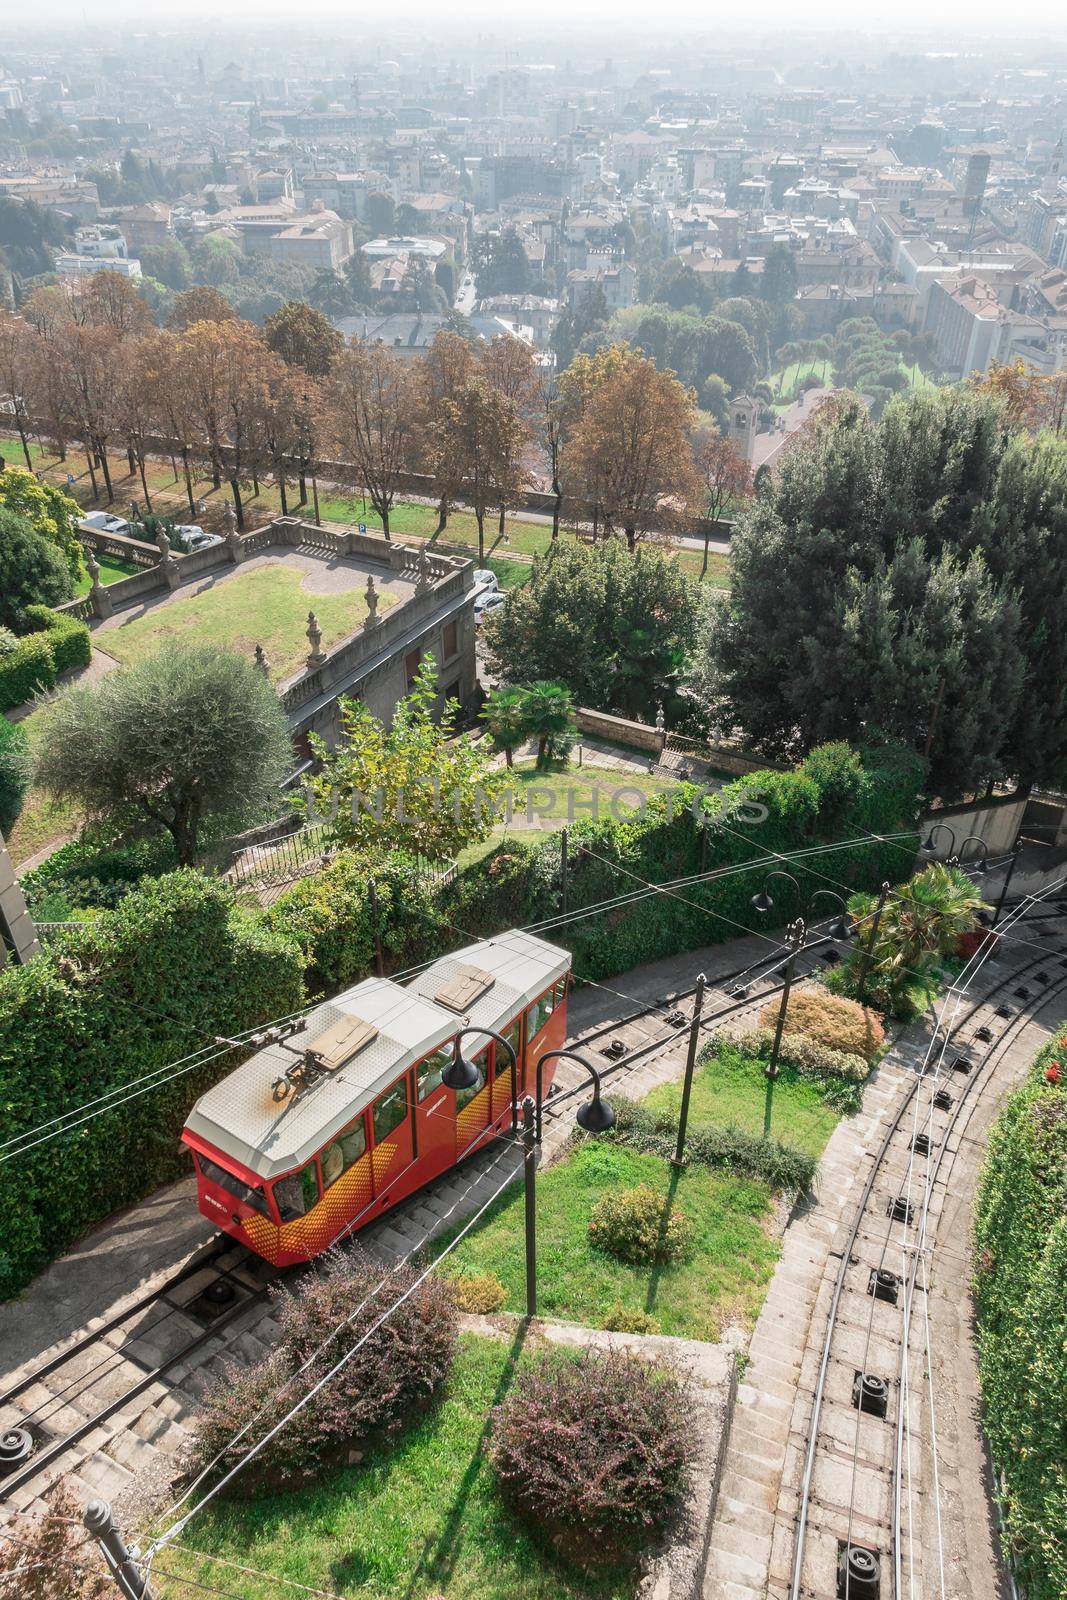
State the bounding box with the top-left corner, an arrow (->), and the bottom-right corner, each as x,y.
33,643 -> 293,864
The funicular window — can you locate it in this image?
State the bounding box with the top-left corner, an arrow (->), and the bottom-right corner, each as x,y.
372,1080 -> 409,1143
525,985 -> 557,1040
455,1046 -> 488,1112
273,1161 -> 321,1221
417,1046 -> 452,1102
495,1016 -> 522,1078
195,1154 -> 270,1216
320,1115 -> 368,1189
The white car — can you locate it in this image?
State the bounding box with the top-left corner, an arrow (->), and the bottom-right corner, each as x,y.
473,567 -> 499,594
177,526 -> 223,553
474,589 -> 506,625
80,510 -> 131,537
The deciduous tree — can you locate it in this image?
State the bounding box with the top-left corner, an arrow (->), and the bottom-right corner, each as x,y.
264,300 -> 343,377
330,342 -> 418,539
693,427 -> 752,576
166,285 -> 237,331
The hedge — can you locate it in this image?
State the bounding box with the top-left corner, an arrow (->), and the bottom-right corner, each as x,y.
0,872 -> 305,1299
0,714 -> 30,836
604,1096 -> 818,1191
972,1032 -> 1067,1600
0,607 -> 92,712
19,831 -> 178,917
268,742 -> 921,994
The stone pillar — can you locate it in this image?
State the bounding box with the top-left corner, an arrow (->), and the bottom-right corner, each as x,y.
414,546 -> 433,595
306,610 -> 326,668
86,551 -> 113,619
224,501 -> 243,563
155,526 -> 181,591
655,702 -> 667,759
364,574 -> 380,627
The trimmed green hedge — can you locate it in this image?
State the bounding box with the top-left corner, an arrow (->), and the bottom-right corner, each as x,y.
0,872 -> 305,1299
0,606 -> 92,711
19,831 -> 179,917
267,741 -> 921,998
604,1096 -> 817,1191
0,715 -> 30,836
973,1032 -> 1067,1600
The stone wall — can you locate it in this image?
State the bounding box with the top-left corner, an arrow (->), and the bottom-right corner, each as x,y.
577,707 -> 665,754
921,792 -> 1027,859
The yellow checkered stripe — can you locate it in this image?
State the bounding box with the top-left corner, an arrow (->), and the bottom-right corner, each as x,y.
239,1152 -> 376,1263
457,1084 -> 492,1147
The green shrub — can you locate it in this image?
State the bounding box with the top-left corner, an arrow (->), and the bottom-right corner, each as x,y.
739,1027 -> 869,1107
973,1033 -> 1067,1600
23,605 -> 92,675
0,608 -> 91,712
489,1347 -> 695,1550
606,1096 -> 819,1189
19,831 -> 178,915
192,1250 -> 457,1488
0,871 -> 304,1298
603,1304 -> 660,1334
758,987 -> 885,1062
588,1182 -> 692,1266
444,1271 -> 508,1314
268,849 -> 449,993
0,630 -> 55,710
0,715 -> 30,836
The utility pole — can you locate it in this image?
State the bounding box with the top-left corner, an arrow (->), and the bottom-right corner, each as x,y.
521,1096 -> 537,1318
559,826 -> 569,918
83,1501 -> 154,1600
367,878 -> 384,978
992,846 -> 1021,929
763,921 -> 805,1140
673,973 -> 706,1166
857,882 -> 891,999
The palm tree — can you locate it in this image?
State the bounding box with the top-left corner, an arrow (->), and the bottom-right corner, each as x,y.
846,863 -> 989,1015
519,681 -> 576,769
480,686 -> 527,769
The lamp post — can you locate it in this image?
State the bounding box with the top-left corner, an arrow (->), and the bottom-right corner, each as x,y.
761,919 -> 806,1139
673,973 -> 706,1166
808,889 -> 853,943
991,844 -> 1022,929
750,869 -> 800,917
920,821 -> 956,859
958,834 -> 990,876
443,1024 -> 520,1132
534,1049 -> 616,1142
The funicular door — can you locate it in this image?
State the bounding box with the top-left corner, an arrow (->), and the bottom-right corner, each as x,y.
369,1073 -> 415,1212
454,1039 -> 493,1160
488,1014 -> 523,1136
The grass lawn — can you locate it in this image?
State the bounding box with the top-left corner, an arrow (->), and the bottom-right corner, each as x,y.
770,359 -> 832,404
72,551 -> 141,595
645,1040 -> 842,1159
3,711 -> 81,867
153,1333 -> 636,1600
434,1140 -> 780,1339
96,562 -> 397,680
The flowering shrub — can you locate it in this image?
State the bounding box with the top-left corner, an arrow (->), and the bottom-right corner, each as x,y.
588,1183 -> 692,1266
192,1250 -> 457,1487
739,1026 -> 870,1085
759,987 -> 885,1062
444,1271 -> 508,1313
489,1347 -> 695,1549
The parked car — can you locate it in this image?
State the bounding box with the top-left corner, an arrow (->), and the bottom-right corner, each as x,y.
177,526 -> 223,553
80,511 -> 131,537
474,589 -> 506,625
473,567 -> 499,594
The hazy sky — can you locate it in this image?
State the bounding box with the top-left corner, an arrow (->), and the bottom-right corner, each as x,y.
12,0 -> 1067,34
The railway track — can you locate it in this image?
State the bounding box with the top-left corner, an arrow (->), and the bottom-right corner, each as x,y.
0,928 -> 838,1508
784,888 -> 1067,1600
2,896 -> 1059,1514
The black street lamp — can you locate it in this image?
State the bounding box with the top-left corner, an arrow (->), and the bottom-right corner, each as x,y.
443,1025 -> 519,1131
750,870 -> 800,916
534,1048 -> 616,1141
991,844 -> 1022,929
920,821 -> 956,858
958,834 -> 990,875
762,918 -> 806,1138
809,889 -> 853,943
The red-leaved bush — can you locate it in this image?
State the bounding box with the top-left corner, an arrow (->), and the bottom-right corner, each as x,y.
191,1249 -> 456,1488
489,1347 -> 695,1551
